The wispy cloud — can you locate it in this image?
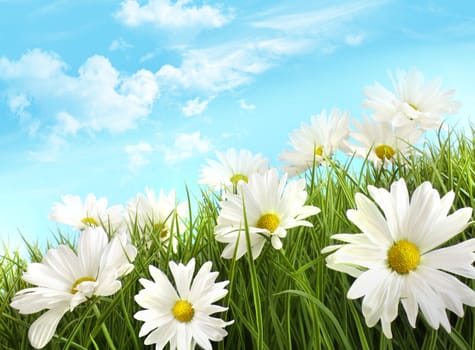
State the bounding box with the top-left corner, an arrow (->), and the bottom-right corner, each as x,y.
115,0 -> 232,29
156,38 -> 310,92
109,37 -> 133,51
182,96 -> 214,117
345,33 -> 365,46
125,141 -> 154,172
159,131 -> 210,163
239,99 -> 256,110
252,0 -> 385,33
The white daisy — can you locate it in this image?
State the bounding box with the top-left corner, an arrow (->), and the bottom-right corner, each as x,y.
126,187 -> 188,250
199,148 -> 269,192
363,68 -> 460,130
134,258 -> 233,350
279,109 -> 351,176
49,193 -> 124,232
350,118 -> 422,167
10,227 -> 137,349
214,168 -> 320,260
322,178 -> 475,338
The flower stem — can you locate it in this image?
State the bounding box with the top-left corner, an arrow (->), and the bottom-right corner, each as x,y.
92,304 -> 117,350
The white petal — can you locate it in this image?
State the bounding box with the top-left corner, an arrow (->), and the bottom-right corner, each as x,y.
347,268 -> 391,300
28,307 -> 68,349
347,194 -> 392,246
78,227 -> 108,277
170,259 -> 195,300
423,238 -> 475,278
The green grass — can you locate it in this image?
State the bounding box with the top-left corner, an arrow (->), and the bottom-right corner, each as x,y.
1,127 -> 474,349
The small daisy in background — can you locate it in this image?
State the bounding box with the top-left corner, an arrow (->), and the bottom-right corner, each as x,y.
349,117 -> 422,167
322,178 -> 475,338
363,68 -> 460,130
279,109 -> 351,177
49,193 -> 124,232
126,187 -> 188,250
199,148 -> 269,193
10,227 -> 137,349
214,168 -> 320,260
134,258 -> 233,350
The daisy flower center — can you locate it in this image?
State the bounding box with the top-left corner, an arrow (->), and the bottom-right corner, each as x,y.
387,240 -> 420,274
71,276 -> 96,294
153,223 -> 169,238
81,216 -> 99,227
230,173 -> 248,185
314,145 -> 324,156
256,213 -> 280,233
375,144 -> 396,161
173,300 -> 194,323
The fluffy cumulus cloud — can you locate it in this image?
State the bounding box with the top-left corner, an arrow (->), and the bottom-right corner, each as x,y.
181,96 -> 214,117
115,0 -> 232,29
0,49 -> 160,134
160,131 -> 210,163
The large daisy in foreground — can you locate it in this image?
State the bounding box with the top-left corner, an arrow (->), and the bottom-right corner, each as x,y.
134,259 -> 233,350
10,227 -> 137,349
215,168 -> 320,260
322,178 -> 475,338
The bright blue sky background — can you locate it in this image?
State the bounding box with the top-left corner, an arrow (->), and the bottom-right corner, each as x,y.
1,0 -> 474,251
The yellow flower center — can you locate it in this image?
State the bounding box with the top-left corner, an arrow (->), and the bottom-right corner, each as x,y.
173,300 -> 194,323
153,223 -> 169,238
256,213 -> 280,233
314,145 -> 324,156
81,216 -> 99,227
230,173 -> 249,185
375,144 -> 396,161
71,276 -> 96,294
387,240 -> 420,274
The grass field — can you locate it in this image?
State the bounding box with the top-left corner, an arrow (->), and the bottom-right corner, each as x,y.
1,126 -> 474,350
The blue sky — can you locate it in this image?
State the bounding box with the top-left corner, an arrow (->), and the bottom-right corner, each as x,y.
1,0 -> 474,250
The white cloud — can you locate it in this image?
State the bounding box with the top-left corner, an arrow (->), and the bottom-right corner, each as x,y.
125,142 -> 154,172
115,0 -> 232,29
7,93 -> 31,121
140,52 -> 156,63
56,112 -> 80,135
7,93 -> 41,136
182,96 -> 214,117
0,49 -> 160,134
160,131 -> 210,163
156,38 -> 310,92
109,37 -> 133,51
29,133 -> 68,163
345,33 -> 365,46
239,99 -> 256,110
252,1 -> 384,33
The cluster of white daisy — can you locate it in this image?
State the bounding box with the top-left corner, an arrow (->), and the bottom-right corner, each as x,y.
9,68 -> 475,348
278,68 -> 460,172
11,188 -> 232,349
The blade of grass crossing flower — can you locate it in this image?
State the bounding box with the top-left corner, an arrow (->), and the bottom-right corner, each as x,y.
241,194 -> 264,350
